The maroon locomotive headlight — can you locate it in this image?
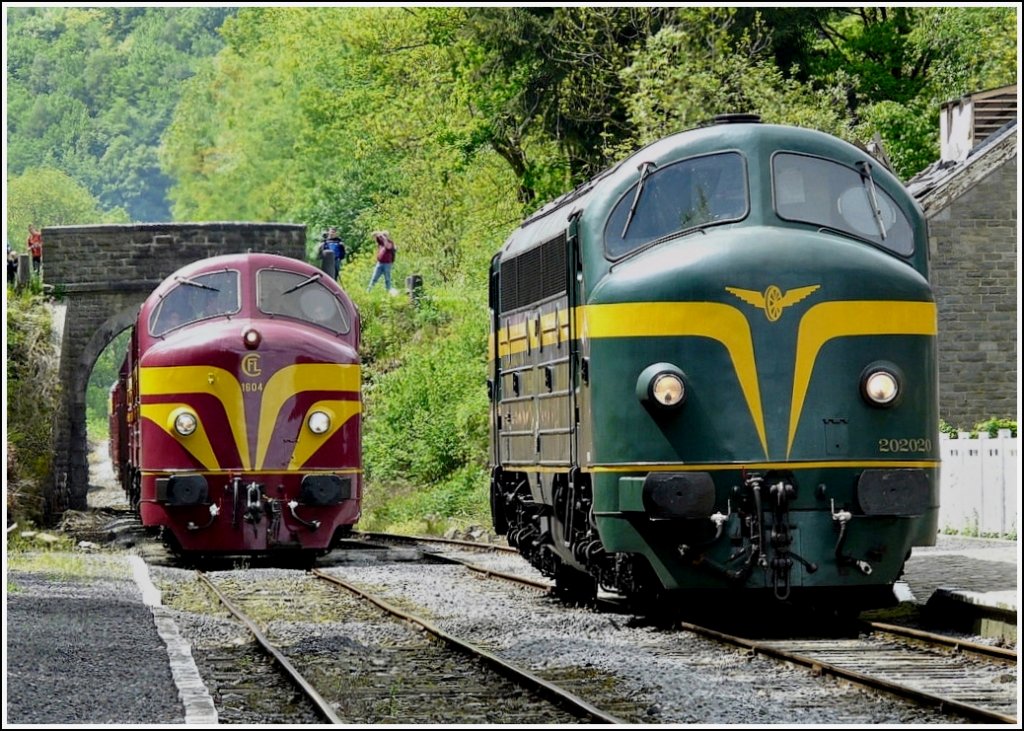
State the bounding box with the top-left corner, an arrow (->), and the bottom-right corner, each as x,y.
242,327 -> 262,349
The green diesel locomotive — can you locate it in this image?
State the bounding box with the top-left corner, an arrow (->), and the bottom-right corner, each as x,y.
488,115 -> 938,610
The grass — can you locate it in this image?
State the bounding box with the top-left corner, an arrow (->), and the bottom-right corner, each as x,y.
5,528 -> 131,580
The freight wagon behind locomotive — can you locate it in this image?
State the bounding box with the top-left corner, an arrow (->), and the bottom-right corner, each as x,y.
488,115 -> 939,611
111,252 -> 362,555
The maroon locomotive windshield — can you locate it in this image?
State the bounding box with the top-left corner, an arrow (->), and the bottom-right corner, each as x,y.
149,270 -> 240,336
256,269 -> 350,334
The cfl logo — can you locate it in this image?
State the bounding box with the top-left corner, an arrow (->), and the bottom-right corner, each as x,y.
242,354 -> 262,377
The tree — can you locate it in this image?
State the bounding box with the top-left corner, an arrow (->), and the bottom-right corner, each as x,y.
457,7 -> 675,204
793,6 -> 1019,177
6,167 -> 128,251
5,7 -> 231,221
619,9 -> 851,151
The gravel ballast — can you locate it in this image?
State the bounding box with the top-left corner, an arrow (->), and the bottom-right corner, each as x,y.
6,556 -> 184,724
314,561 -> 960,724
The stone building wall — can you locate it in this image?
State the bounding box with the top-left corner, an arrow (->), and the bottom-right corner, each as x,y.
927,158 -> 1018,428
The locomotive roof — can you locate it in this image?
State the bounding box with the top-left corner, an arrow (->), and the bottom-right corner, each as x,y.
497,121 -> 910,259
146,252 -> 312,300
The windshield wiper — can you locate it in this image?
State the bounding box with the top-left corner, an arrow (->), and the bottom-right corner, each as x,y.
282,272 -> 321,295
857,160 -> 887,241
175,275 -> 220,292
621,160 -> 657,238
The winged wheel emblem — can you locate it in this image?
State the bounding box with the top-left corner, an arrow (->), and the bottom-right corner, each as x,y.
726,285 -> 820,322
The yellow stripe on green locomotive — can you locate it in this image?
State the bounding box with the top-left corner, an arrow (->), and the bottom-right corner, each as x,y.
488,116 -> 938,609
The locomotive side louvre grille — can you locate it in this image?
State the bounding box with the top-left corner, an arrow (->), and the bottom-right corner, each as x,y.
499,233 -> 568,313
500,256 -> 518,312
518,245 -> 544,306
540,233 -> 567,302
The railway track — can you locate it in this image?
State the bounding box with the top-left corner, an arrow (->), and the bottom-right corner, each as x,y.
195,569 -> 626,723
353,530 -> 519,554
359,532 -> 1018,724
678,621 -> 1017,724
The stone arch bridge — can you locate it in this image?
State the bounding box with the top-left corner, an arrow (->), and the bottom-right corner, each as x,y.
43,223 -> 306,518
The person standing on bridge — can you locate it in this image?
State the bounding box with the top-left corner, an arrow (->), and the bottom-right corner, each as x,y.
27,225 -> 43,276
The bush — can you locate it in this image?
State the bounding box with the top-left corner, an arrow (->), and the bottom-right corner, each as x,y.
939,417 -> 1017,438
359,289 -> 491,533
6,288 -> 59,524
971,417 -> 1017,439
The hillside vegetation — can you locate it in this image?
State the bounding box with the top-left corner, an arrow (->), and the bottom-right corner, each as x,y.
5,7 -> 1018,532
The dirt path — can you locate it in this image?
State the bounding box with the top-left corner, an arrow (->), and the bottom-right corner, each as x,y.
87,438 -> 128,510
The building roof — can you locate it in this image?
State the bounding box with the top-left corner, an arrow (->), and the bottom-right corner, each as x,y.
906,120 -> 1017,217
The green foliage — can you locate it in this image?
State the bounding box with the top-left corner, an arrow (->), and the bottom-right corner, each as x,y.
6,290 -> 60,524
458,7 -> 676,203
971,418 -> 1017,439
793,6 -> 1019,178
160,7 -> 522,532
853,99 -> 938,181
357,295 -> 492,535
619,9 -> 851,152
6,167 -> 128,251
939,417 -> 1017,439
362,312 -> 489,486
359,464 -> 490,535
6,7 -> 230,221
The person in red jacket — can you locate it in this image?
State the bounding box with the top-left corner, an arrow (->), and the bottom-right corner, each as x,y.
27,225 -> 42,275
367,230 -> 397,293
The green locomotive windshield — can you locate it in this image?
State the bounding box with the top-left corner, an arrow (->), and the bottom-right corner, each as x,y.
773,152 -> 914,256
605,152 -> 747,258
257,269 -> 350,334
150,270 -> 240,336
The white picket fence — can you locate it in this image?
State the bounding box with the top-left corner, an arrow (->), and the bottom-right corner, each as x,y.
939,430 -> 1018,537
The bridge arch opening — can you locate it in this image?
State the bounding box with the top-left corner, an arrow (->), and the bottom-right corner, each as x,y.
83,312 -> 133,510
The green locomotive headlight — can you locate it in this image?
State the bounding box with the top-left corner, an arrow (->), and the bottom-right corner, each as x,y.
637,363 -> 687,411
652,373 -> 685,406
861,365 -> 901,407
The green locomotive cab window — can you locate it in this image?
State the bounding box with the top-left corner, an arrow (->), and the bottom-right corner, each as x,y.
605,152 -> 748,258
257,269 -> 350,334
150,270 -> 240,336
773,152 -> 914,256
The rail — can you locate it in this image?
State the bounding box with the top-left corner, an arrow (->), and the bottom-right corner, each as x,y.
312,568 -> 623,724
196,572 -> 344,724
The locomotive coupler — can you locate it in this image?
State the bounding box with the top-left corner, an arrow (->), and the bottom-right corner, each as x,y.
286,500 -> 321,531
770,554 -> 792,599
187,503 -> 220,531
767,478 -> 797,600
743,475 -> 767,568
244,481 -> 263,525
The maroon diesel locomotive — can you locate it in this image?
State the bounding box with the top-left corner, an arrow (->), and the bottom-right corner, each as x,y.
110,252 -> 362,554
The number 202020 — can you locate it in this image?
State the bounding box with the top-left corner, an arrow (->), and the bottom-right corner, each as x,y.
878,438 -> 931,453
